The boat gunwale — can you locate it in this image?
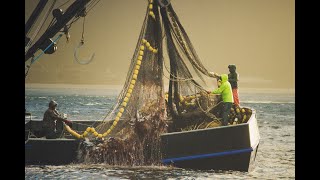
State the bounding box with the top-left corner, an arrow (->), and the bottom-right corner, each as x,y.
160,106 -> 257,137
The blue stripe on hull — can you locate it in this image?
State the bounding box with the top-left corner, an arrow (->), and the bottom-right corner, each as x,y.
162,147 -> 253,164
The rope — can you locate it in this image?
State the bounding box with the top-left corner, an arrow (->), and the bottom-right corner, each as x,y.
195,96 -> 222,119
162,69 -> 193,82
162,54 -> 207,91
25,0 -> 57,54
64,0 -> 99,30
81,16 -> 85,42
162,63 -> 208,96
57,0 -> 71,9
30,34 -> 63,65
157,0 -> 171,8
193,85 -> 222,119
86,0 -> 101,14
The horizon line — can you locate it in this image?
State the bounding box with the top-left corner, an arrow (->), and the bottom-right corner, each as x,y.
25,83 -> 295,94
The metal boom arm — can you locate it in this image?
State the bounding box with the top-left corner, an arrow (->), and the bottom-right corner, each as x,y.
25,0 -> 91,62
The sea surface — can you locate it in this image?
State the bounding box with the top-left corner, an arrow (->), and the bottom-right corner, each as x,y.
25,86 -> 295,179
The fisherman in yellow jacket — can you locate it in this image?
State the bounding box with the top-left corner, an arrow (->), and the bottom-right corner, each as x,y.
208,73 -> 234,126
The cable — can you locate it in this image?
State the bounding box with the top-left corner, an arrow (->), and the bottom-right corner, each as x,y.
30,34 -> 63,65
25,0 -> 57,54
57,0 -> 71,9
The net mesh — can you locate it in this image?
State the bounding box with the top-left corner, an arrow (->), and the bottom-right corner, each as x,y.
79,1 -> 223,166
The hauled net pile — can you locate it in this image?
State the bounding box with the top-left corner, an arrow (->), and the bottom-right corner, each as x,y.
77,0 -> 226,165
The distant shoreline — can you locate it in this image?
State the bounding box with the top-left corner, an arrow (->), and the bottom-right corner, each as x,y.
25,83 -> 295,95
25,83 -> 123,90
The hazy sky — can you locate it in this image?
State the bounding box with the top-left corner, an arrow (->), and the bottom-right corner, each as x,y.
25,0 -> 295,90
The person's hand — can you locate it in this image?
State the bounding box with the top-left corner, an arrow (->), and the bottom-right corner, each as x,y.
209,72 -> 220,78
208,72 -> 215,77
63,119 -> 73,128
213,73 -> 220,79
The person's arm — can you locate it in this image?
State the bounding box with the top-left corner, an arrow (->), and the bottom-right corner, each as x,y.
49,110 -> 65,121
54,109 -> 62,116
211,83 -> 226,94
48,109 -> 73,127
209,72 -> 220,79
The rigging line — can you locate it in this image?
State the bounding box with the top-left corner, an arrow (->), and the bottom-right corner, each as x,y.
46,18 -> 56,32
169,30 -> 210,84
25,1 -> 48,37
162,69 -> 192,82
162,70 -> 206,93
162,55 -> 206,91
170,29 -> 204,73
162,66 -> 206,90
30,34 -> 63,65
76,0 -> 99,20
81,0 -> 97,12
168,17 -> 208,75
59,0 -> 93,30
86,0 -> 101,14
65,0 -> 96,29
26,0 -> 57,46
66,16 -> 81,29
57,0 -> 71,9
81,16 -> 85,40
162,59 -> 206,91
162,54 -> 194,81
163,19 -> 207,84
25,0 -> 57,54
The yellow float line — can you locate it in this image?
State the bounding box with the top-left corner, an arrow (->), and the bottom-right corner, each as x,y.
64,125 -> 100,139
64,38 -> 157,139
141,38 -> 158,53
148,0 -> 155,20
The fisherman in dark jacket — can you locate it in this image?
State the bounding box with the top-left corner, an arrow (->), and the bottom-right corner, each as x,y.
42,100 -> 72,139
228,64 -> 240,106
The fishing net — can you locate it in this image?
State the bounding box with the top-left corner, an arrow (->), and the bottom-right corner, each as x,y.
77,0 -> 225,165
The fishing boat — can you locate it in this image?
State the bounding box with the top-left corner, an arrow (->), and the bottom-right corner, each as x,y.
25,0 -> 260,171
25,106 -> 260,172
160,107 -> 260,171
25,117 -> 99,165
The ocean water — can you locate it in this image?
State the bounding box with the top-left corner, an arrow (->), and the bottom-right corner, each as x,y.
25,87 -> 295,179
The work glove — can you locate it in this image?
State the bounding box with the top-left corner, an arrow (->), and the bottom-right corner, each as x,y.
209,72 -> 220,78
63,119 -> 73,128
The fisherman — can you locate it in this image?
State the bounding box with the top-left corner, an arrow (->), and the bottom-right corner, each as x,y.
42,100 -> 72,139
228,64 -> 240,106
208,74 -> 234,126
